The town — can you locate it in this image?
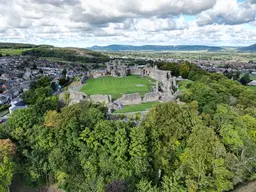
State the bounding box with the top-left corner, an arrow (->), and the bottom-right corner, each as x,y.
1,54 -> 256,122
0,56 -> 88,122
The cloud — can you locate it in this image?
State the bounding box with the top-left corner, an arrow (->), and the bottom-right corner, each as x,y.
25,0 -> 79,7
70,0 -> 216,26
0,0 -> 255,47
249,0 -> 256,4
197,0 -> 256,25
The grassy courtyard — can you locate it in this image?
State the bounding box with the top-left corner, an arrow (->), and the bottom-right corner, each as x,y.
114,102 -> 160,113
80,75 -> 154,99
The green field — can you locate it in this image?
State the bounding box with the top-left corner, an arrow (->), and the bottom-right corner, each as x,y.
114,102 -> 159,113
250,75 -> 256,80
178,80 -> 193,91
0,48 -> 30,56
80,75 -> 154,99
247,86 -> 256,92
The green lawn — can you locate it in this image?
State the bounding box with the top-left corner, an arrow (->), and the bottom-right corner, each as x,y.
247,86 -> 256,92
178,80 -> 193,91
80,75 -> 154,99
114,102 -> 160,113
0,48 -> 31,56
250,75 -> 256,80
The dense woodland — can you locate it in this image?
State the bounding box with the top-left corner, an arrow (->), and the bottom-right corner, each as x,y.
0,42 -> 53,49
0,62 -> 256,192
22,48 -> 110,64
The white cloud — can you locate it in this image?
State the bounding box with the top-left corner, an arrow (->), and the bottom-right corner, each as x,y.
197,0 -> 256,25
0,0 -> 255,46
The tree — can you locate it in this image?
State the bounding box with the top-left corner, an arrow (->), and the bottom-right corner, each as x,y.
240,73 -> 251,85
179,63 -> 190,78
29,76 -> 52,90
179,125 -> 233,192
136,179 -> 159,192
141,102 -> 200,185
105,180 -> 126,192
62,68 -> 67,78
0,139 -> 16,192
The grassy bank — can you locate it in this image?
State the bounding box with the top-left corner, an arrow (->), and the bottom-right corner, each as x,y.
114,102 -> 159,113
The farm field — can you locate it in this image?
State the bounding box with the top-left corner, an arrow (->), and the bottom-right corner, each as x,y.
114,102 -> 159,113
80,75 -> 154,99
106,51 -> 256,63
0,48 -> 30,56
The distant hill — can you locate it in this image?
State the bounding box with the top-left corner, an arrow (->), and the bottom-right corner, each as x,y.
0,42 -> 54,49
22,46 -> 110,63
239,43 -> 256,52
88,45 -> 224,52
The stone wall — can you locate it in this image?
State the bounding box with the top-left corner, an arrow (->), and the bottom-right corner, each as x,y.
159,93 -> 175,102
89,94 -> 111,104
130,68 -> 142,75
148,67 -> 171,83
143,92 -> 160,103
115,92 -> 142,105
59,91 -> 88,106
59,92 -> 112,106
69,91 -> 87,105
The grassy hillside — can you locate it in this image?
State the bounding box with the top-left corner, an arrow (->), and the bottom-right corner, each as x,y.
22,47 -> 110,63
0,42 -> 53,49
0,48 -> 31,56
178,80 -> 193,91
0,42 -> 109,64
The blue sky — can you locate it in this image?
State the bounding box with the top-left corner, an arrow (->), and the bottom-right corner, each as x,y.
0,0 -> 255,47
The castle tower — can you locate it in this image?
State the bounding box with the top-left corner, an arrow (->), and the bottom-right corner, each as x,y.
111,69 -> 116,77
106,63 -> 111,72
167,79 -> 172,96
155,81 -> 159,93
172,77 -> 177,88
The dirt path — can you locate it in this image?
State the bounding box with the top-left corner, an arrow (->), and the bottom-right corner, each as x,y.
10,175 -> 64,192
232,180 -> 256,192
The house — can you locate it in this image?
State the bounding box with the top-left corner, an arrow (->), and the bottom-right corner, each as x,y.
0,73 -> 10,81
66,71 -> 74,78
247,80 -> 256,86
20,82 -> 30,92
0,95 -> 9,105
9,98 -> 27,114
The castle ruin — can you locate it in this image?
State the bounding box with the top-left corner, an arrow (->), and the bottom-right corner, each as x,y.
87,60 -> 179,112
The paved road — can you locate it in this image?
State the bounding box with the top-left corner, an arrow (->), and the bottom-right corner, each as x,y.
0,116 -> 8,124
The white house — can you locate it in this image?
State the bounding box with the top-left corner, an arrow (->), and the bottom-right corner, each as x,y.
247,80 -> 256,86
9,98 -> 28,114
